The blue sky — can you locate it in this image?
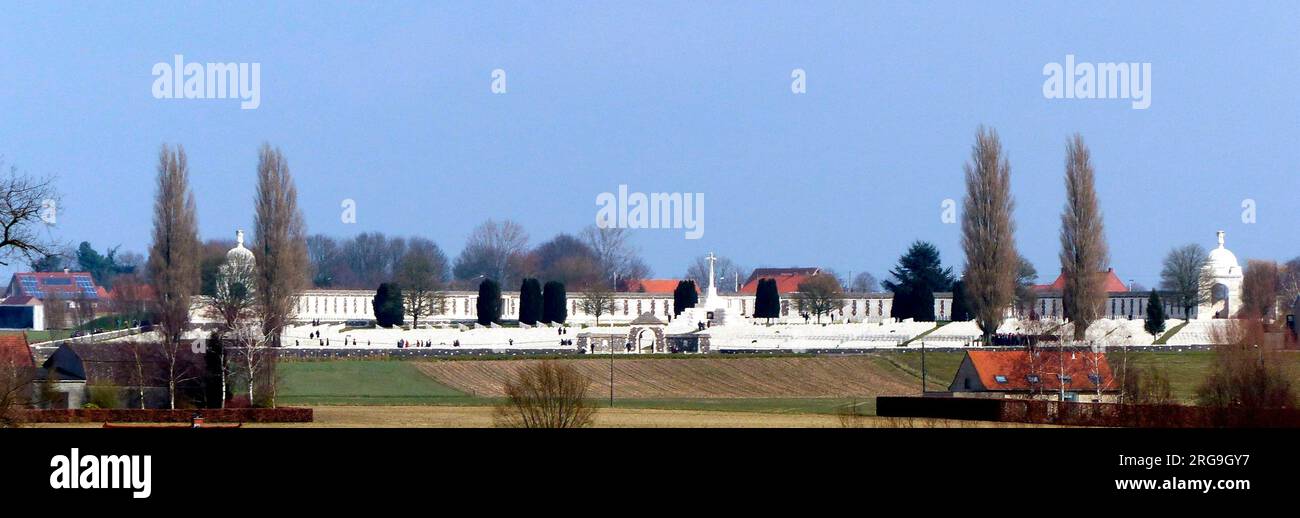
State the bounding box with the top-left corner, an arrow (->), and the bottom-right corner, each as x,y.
1,1 -> 1296,287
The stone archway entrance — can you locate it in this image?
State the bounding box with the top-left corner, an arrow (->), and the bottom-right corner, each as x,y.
636,328 -> 656,352
627,312 -> 667,353
626,325 -> 664,353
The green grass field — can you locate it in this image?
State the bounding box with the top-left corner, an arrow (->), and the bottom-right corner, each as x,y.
3,329 -> 74,343
278,361 -> 482,406
278,353 -> 951,414
874,350 -> 966,392
277,350 -> 1300,414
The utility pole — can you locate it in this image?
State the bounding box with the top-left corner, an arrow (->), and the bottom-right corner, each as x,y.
921,340 -> 927,394
609,339 -> 615,407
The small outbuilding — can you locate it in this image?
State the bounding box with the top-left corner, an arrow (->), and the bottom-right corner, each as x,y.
948,349 -> 1117,402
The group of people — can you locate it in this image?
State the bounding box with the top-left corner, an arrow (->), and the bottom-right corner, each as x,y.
396,339 -> 460,348
294,336 -> 370,347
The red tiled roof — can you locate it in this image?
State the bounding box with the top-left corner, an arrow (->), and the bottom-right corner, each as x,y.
958,349 -> 1115,392
0,295 -> 40,306
1034,269 -> 1129,293
6,271 -> 105,301
624,279 -> 688,294
0,334 -> 33,368
740,268 -> 822,294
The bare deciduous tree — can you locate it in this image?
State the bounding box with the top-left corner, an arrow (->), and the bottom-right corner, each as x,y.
110,272 -> 152,324
0,158 -> 61,267
126,341 -> 153,409
396,237 -> 448,327
253,144 -> 309,347
73,289 -> 95,329
1058,134 -> 1109,341
493,361 -> 597,428
1280,257 -> 1300,310
453,219 -> 529,287
961,126 -> 1018,344
1241,259 -> 1281,322
795,274 -> 844,324
337,232 -> 406,289
232,326 -> 276,405
1160,244 -> 1213,318
580,225 -> 649,288
528,233 -> 602,290
577,284 -> 618,326
306,234 -> 342,287
850,272 -> 879,293
147,144 -> 200,409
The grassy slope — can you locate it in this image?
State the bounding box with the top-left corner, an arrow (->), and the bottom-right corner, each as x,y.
278,354 -> 948,415
278,360 -> 481,406
875,350 -> 966,392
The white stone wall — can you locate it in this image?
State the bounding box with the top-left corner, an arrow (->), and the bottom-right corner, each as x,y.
248,289 -> 1200,326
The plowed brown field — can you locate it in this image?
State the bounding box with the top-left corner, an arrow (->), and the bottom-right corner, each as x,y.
414,356 -> 919,398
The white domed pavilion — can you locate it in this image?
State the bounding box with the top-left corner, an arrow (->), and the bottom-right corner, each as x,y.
216,230 -> 256,300
226,229 -> 255,265
1201,230 -> 1243,319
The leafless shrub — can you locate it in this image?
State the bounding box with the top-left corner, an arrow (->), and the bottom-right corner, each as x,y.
836,398 -> 868,428
1122,366 -> 1173,405
0,361 -> 35,427
1197,317 -> 1297,425
493,361 -> 596,428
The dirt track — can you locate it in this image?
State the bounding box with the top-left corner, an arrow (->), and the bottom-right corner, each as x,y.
415,356 -> 920,398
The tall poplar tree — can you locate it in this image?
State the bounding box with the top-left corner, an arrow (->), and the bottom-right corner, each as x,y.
148,144 -> 200,409
960,126 -> 1018,344
254,144 -> 309,347
1058,134 -> 1109,341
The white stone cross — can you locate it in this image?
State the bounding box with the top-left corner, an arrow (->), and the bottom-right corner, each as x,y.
706,252 -> 717,290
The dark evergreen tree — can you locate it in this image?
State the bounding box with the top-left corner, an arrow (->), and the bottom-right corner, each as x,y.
372,282 -> 404,327
30,253 -> 67,272
889,284 -> 912,320
476,278 -> 502,325
542,280 -> 567,324
753,278 -> 781,322
1145,289 -> 1167,336
949,280 -> 971,322
912,287 -> 937,322
673,280 -> 698,316
882,241 -> 954,321
518,278 -> 543,325
75,241 -> 135,289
